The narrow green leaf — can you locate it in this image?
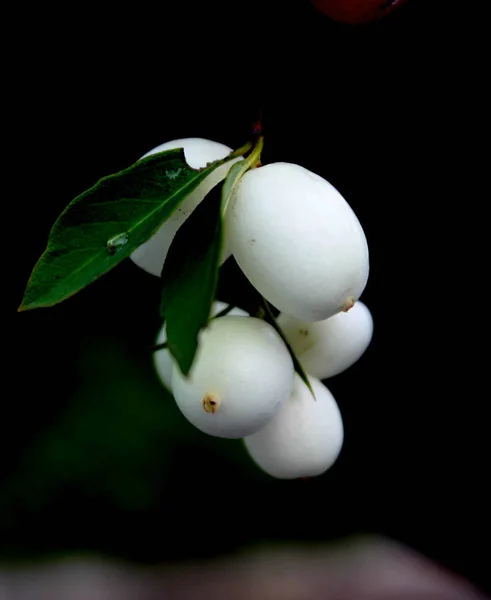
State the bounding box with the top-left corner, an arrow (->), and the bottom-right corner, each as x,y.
19,145 -> 248,311
261,298 -> 316,399
221,136 -> 264,215
160,184 -> 224,376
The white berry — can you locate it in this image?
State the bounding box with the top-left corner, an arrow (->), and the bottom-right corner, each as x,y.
171,316 -> 294,438
130,137 -> 242,277
244,375 -> 344,479
226,162 -> 369,321
153,301 -> 248,390
277,301 -> 374,380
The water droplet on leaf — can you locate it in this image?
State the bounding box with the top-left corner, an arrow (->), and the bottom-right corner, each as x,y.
166,168 -> 182,180
107,232 -> 129,255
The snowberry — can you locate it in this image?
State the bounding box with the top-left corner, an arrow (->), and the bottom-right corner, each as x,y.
226,162 -> 369,322
171,316 -> 294,438
153,301 -> 248,390
244,374 -> 344,479
277,301 -> 373,380
130,138 -> 242,276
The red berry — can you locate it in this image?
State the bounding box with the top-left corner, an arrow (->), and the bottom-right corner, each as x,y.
309,0 -> 408,24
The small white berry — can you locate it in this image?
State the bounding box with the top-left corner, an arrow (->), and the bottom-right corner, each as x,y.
226,162 -> 369,321
244,374 -> 344,479
153,301 -> 247,390
171,316 -> 294,438
277,301 -> 374,379
130,137 -> 242,276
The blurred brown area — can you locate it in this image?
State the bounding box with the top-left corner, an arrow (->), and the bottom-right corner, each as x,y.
0,537 -> 488,600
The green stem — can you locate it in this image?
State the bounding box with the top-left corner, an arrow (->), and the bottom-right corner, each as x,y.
151,341 -> 168,352
211,303 -> 236,320
222,136 -> 264,215
230,140 -> 253,159
260,297 -> 316,399
248,136 -> 264,167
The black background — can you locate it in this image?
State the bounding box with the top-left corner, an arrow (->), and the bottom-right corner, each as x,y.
7,0 -> 487,595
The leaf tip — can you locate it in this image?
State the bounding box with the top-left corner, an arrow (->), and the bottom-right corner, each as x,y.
17,297 -> 30,312
167,339 -> 194,380
177,358 -> 193,379
305,376 -> 316,400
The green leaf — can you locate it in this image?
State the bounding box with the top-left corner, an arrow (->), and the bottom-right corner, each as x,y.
261,298 -> 316,399
221,136 -> 264,215
159,135 -> 264,376
160,184 -> 224,376
18,145 -> 248,311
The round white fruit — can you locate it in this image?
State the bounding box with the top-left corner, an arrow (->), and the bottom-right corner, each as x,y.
171,316 -> 294,438
153,301 -> 248,390
130,137 -> 241,276
244,374 -> 344,479
226,162 -> 369,321
277,301 -> 373,380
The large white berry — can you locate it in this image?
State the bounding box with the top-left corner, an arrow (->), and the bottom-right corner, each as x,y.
244,375 -> 344,479
226,162 -> 369,321
153,301 -> 248,390
277,301 -> 374,380
171,316 -> 294,438
130,138 -> 242,277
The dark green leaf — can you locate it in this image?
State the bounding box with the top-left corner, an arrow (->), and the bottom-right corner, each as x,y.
19,147 -> 244,311
160,184 -> 224,376
261,298 -> 316,399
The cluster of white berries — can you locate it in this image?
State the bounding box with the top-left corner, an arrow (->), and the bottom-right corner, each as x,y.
131,138 -> 372,479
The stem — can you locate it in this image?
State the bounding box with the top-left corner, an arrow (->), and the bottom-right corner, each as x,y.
260,297 -> 316,399
222,136 -> 264,215
249,136 -> 264,166
260,297 -> 278,321
151,341 -> 168,352
230,140 -> 253,159
211,303 -> 236,319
